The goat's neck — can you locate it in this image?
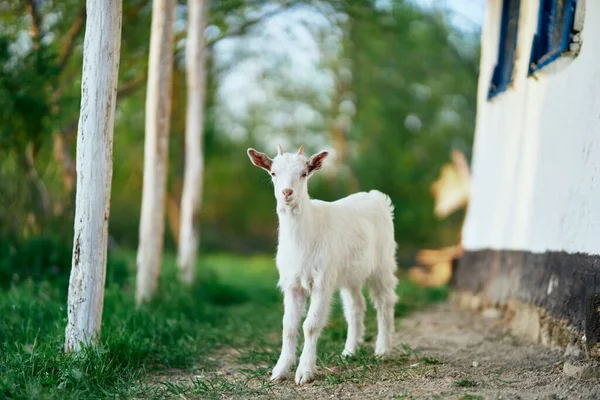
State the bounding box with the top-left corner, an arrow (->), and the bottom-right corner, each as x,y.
276,191 -> 313,233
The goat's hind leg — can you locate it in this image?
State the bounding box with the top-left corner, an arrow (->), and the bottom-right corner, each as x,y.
368,266 -> 398,357
340,286 -> 366,357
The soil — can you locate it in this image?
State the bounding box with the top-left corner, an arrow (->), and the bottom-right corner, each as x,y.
157,303 -> 600,399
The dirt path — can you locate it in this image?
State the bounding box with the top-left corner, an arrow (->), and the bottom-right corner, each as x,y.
372,303 -> 599,400
245,303 -> 597,400
154,303 -> 600,399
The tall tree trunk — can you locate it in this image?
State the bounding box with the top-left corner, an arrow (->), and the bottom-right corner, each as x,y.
25,0 -> 42,50
64,0 -> 122,352
52,125 -> 77,215
167,177 -> 183,248
167,191 -> 182,246
177,0 -> 208,283
22,143 -> 52,219
136,0 -> 175,304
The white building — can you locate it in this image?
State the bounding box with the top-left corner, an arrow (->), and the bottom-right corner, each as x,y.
455,0 -> 600,349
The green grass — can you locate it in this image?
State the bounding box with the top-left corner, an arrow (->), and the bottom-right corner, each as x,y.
460,395 -> 483,400
1,251 -> 448,399
453,378 -> 479,388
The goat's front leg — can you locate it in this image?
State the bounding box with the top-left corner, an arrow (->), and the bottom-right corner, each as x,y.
271,287 -> 306,381
295,286 -> 333,384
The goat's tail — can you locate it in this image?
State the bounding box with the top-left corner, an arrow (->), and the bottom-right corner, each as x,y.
368,190 -> 395,219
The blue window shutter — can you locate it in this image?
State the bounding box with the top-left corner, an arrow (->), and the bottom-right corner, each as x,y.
488,0 -> 521,99
529,0 -> 578,74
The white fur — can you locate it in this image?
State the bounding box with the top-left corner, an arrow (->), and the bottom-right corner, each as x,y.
247,147 -> 398,385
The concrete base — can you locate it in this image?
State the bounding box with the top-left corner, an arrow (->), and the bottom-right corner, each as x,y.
451,290 -> 600,361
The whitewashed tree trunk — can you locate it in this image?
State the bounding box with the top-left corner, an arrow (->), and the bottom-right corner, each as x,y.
64,0 -> 122,352
177,0 -> 208,283
136,0 -> 176,304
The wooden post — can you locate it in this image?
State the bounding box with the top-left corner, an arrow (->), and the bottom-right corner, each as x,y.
65,0 -> 122,352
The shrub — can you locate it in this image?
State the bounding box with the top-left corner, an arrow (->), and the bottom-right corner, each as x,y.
0,236 -> 130,289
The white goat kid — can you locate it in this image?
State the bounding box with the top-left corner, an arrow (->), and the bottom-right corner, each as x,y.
247,145 -> 398,385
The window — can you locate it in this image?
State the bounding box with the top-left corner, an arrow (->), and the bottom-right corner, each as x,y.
529,0 -> 579,74
488,0 -> 521,99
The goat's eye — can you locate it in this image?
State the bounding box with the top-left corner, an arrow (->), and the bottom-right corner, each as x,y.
301,172 -> 307,178
271,172 -> 276,177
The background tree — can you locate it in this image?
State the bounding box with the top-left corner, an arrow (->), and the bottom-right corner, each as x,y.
0,0 -> 480,268
0,0 -> 152,240
177,0 -> 208,284
136,0 -> 176,304
347,2 -> 478,258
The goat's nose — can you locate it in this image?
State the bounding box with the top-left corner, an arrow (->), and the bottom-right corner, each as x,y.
282,188 -> 294,198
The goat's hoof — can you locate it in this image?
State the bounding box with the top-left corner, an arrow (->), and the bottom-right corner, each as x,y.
270,365 -> 292,382
375,348 -> 390,359
270,374 -> 287,382
341,348 -> 356,359
294,368 -> 315,385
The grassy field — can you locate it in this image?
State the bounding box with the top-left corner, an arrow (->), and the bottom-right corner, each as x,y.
0,251 -> 448,399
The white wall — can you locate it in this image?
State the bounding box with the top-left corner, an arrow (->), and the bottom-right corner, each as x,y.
463,0 -> 600,254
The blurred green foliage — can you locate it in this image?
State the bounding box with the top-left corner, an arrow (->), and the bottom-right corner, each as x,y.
0,236 -> 130,290
348,2 -> 477,255
0,0 -> 479,262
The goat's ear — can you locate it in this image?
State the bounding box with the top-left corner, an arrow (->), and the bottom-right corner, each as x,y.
307,151 -> 329,174
247,148 -> 273,172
